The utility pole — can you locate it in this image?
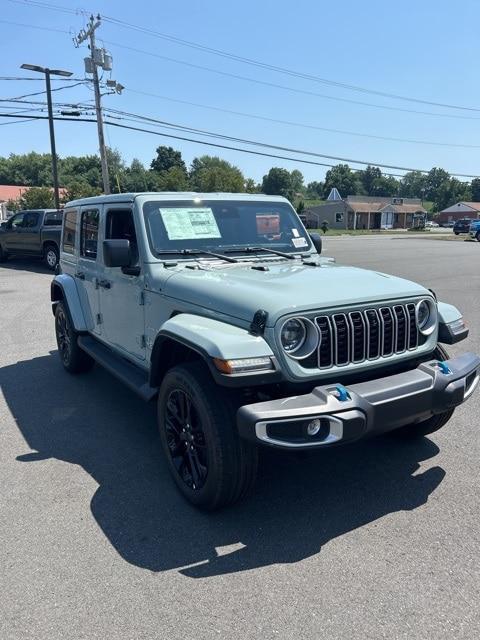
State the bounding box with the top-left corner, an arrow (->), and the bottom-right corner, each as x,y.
21,63 -> 72,209
74,15 -> 110,194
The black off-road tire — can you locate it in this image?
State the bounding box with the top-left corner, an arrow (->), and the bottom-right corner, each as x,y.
393,345 -> 454,438
157,362 -> 258,510
54,302 -> 94,374
44,243 -> 59,270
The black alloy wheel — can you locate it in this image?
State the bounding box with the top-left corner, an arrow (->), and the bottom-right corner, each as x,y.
165,388 -> 208,490
55,305 -> 72,367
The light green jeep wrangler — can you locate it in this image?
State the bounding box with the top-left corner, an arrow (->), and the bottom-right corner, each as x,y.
51,192 -> 479,510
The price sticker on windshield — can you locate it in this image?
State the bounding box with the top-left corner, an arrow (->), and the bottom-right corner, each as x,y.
292,237 -> 308,248
160,207 -> 221,240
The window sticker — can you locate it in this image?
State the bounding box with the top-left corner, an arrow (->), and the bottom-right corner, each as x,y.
159,207 -> 221,240
292,228 -> 300,238
256,214 -> 280,234
292,237 -> 308,248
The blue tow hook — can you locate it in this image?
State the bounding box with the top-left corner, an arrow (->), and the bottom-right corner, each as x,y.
437,361 -> 452,375
334,384 -> 350,401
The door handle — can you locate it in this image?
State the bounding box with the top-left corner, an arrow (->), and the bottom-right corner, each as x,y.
75,271 -> 85,280
98,279 -> 111,289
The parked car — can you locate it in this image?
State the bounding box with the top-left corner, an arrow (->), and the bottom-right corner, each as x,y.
425,221 -> 439,228
0,209 -> 63,269
453,218 -> 474,235
51,193 -> 480,510
469,220 -> 480,241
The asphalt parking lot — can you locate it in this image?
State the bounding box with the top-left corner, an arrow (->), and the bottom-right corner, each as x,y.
1,236 -> 479,640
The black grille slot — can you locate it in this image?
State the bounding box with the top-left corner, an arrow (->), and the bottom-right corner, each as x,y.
406,303 -> 418,348
380,307 -> 394,355
365,309 -> 381,359
394,305 -> 407,352
332,314 -> 350,365
316,316 -> 333,368
349,312 -> 365,362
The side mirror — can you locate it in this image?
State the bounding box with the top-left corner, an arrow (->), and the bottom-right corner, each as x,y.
103,239 -> 131,268
0,222 -> 6,230
309,232 -> 322,254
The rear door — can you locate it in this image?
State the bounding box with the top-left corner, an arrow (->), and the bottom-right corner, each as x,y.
76,206 -> 102,335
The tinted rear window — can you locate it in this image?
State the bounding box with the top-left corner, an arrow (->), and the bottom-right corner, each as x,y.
44,211 -> 63,226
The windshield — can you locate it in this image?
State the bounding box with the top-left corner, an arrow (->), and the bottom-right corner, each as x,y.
142,199 -> 312,257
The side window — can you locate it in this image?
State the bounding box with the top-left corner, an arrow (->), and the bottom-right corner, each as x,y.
23,212 -> 40,228
106,209 -> 138,264
62,209 -> 77,254
9,213 -> 25,229
80,209 -> 99,260
44,211 -> 63,226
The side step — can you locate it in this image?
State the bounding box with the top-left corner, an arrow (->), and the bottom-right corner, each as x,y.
78,335 -> 157,401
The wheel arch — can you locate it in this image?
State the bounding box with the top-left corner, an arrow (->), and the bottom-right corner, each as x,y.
51,274 -> 88,332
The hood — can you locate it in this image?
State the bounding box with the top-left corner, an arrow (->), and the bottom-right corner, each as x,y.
156,259 -> 429,326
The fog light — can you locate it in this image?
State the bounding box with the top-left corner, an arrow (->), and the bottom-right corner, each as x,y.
306,418 -> 322,436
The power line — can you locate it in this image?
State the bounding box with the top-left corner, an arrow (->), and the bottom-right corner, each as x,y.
125,89 -> 480,150
0,82 -> 86,102
103,40 -> 480,122
6,15 -> 480,121
9,1 -> 478,113
0,18 -> 70,33
3,111 -> 477,179
100,16 -> 480,112
6,0 -> 82,16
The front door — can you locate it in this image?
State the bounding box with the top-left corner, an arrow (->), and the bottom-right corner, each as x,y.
4,212 -> 25,252
77,206 -> 102,335
99,207 -> 145,361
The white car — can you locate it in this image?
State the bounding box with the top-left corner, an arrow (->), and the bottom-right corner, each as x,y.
425,221 -> 439,228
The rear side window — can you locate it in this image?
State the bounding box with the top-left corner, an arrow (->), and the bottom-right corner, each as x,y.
62,209 -> 77,254
80,209 -> 99,260
44,211 -> 63,226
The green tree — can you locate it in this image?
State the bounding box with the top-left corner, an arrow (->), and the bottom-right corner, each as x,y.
63,181 -> 101,202
5,199 -> 20,213
399,171 -> 427,199
157,166 -> 190,191
358,165 -> 382,195
306,180 -> 324,198
425,167 -> 450,201
151,146 -> 187,174
290,169 -> 305,194
323,164 -> 358,198
471,178 -> 480,202
244,177 -> 259,193
262,167 -> 294,200
189,156 -> 244,192
434,178 -> 471,212
20,187 -> 55,209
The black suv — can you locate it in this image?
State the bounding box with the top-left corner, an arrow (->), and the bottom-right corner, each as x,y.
453,218 -> 473,235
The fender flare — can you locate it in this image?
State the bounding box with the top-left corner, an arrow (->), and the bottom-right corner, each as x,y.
437,301 -> 468,344
50,274 -> 88,332
149,313 -> 279,388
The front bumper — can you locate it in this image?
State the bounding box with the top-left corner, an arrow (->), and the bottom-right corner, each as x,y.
237,352 -> 480,449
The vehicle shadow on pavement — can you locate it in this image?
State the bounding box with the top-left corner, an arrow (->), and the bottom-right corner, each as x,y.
0,257 -> 52,274
1,352 -> 446,578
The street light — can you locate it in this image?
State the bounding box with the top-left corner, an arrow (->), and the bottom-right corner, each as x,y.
20,63 -> 73,210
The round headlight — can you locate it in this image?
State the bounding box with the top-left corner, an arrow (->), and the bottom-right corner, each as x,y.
281,318 -> 306,354
415,298 -> 437,336
416,300 -> 430,330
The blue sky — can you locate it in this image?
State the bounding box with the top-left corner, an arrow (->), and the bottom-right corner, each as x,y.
1,0 -> 479,184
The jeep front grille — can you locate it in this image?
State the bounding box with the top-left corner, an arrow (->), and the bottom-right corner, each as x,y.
312,303 -> 418,369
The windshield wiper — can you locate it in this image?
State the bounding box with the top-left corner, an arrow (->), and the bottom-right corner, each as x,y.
224,246 -> 296,260
158,249 -> 239,263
